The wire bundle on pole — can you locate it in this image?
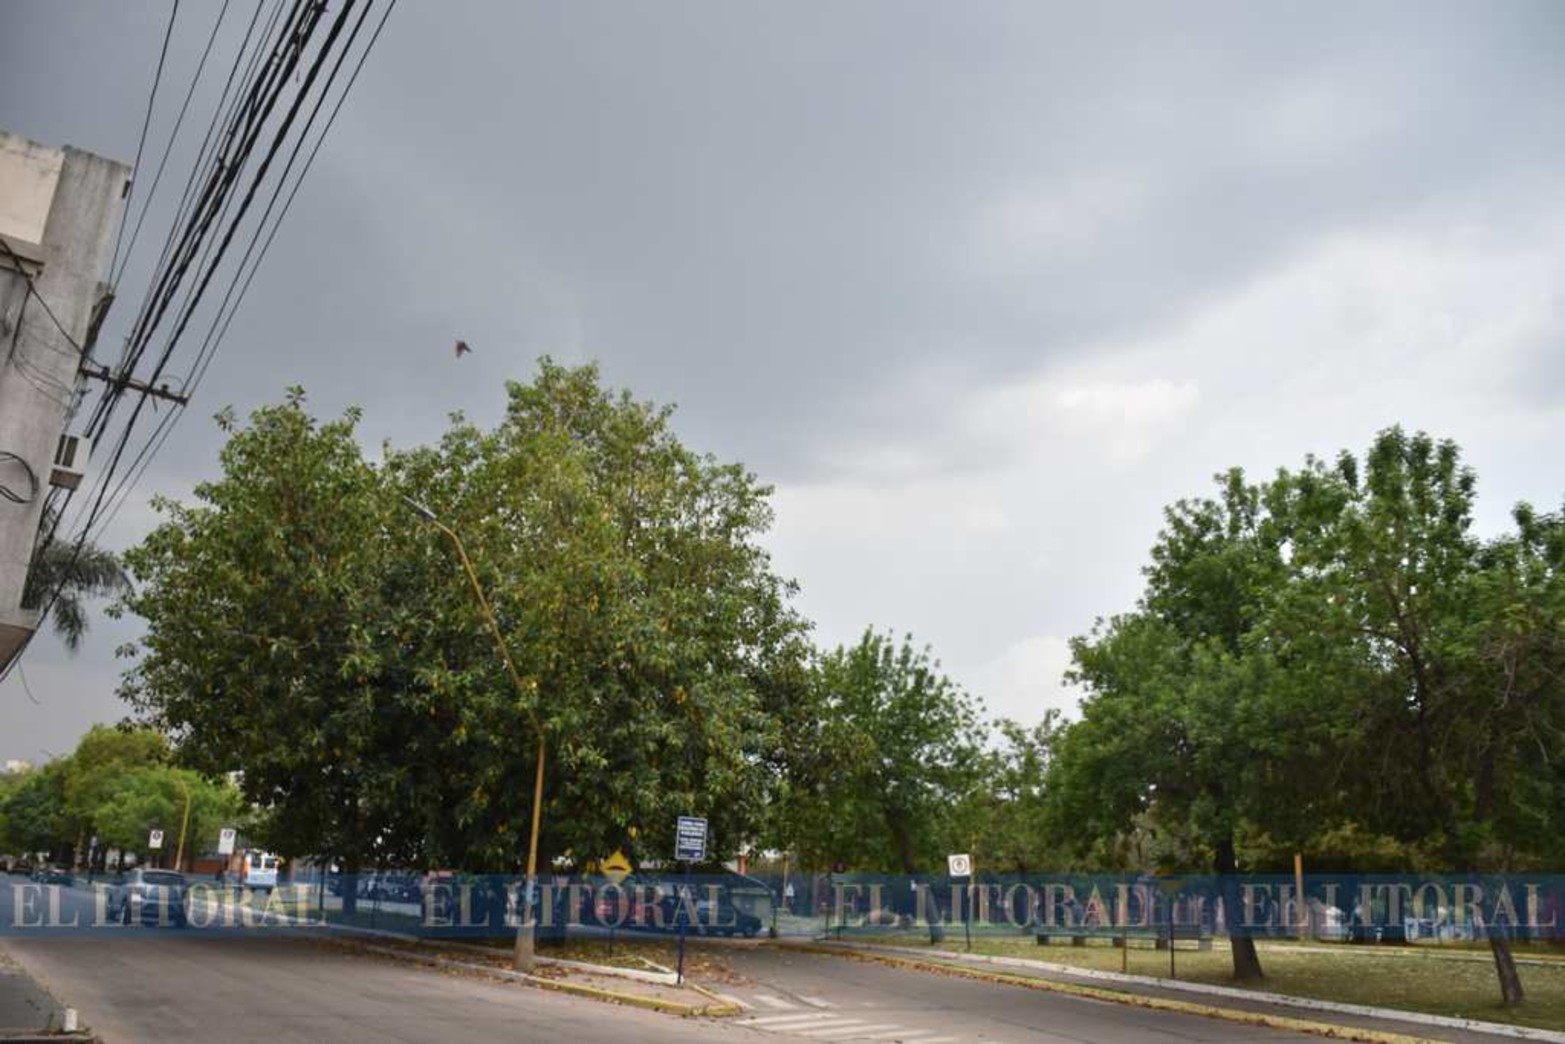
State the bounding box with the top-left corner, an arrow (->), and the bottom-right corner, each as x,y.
5,0 -> 398,683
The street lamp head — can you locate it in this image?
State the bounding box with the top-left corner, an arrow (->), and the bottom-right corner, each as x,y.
402,495 -> 438,523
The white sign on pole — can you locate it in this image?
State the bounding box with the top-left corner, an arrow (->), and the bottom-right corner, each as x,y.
148,829 -> 165,850
947,853 -> 972,878
218,827 -> 237,856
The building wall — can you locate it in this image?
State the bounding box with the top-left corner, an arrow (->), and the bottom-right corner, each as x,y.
0,132 -> 129,669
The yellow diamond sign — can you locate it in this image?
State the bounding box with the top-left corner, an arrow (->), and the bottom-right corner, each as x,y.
601,848 -> 633,884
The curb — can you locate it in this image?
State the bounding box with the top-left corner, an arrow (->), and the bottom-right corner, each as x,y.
785,943 -> 1442,1044
354,943 -> 743,1018
429,940 -> 680,986
805,941 -> 1565,1044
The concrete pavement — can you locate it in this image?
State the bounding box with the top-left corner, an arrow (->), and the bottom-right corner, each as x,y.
0,881 -> 1513,1043
717,945 -> 1323,1043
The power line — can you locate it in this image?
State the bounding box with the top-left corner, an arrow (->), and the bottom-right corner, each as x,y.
8,0 -> 398,685
0,237 -> 85,356
95,0 -> 399,542
110,0 -> 182,281
119,0 -> 283,369
113,0 -> 234,288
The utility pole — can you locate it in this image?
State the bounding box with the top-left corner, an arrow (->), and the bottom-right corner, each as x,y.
0,131 -> 129,673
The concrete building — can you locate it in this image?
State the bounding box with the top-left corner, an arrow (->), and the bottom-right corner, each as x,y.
0,131 -> 130,673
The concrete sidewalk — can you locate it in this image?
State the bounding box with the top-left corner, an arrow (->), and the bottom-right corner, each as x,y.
796,939 -> 1565,1044
0,946 -> 60,1037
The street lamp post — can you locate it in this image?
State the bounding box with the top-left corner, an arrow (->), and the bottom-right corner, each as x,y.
405,497 -> 546,972
173,775 -> 192,872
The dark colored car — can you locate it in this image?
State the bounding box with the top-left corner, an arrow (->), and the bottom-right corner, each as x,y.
108,868 -> 189,926
31,866 -> 73,886
652,890 -> 763,937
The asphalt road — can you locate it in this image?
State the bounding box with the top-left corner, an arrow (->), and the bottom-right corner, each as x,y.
0,882 -> 1317,1043
716,945 -> 1319,1043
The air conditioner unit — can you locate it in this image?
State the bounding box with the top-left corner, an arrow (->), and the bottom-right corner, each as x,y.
50,433 -> 89,490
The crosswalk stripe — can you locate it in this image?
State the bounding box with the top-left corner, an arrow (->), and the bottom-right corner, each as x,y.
743,1013 -> 849,1028
800,995 -> 835,1008
770,1021 -> 870,1036
793,1024 -> 900,1039
753,993 -> 798,1009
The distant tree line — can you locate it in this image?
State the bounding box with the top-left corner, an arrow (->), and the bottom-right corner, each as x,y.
0,725 -> 242,870
56,358 -> 1561,1007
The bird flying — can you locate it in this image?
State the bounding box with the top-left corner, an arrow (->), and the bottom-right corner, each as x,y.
454,339 -> 472,358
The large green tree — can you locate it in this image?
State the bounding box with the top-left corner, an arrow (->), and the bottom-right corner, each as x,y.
120,362 -> 804,874
92,765 -> 244,868
0,762 -> 70,857
772,629 -> 986,874
1051,429 -> 1565,1003
118,389 -> 405,879
1273,430 -> 1565,1004
1050,470 -> 1339,981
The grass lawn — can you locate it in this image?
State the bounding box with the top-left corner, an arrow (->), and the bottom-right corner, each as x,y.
849,930 -> 1565,1032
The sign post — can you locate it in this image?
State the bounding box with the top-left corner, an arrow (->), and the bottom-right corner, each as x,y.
674,816 -> 707,985
601,849 -> 633,957
217,827 -> 237,856
148,829 -> 164,850
948,853 -> 973,952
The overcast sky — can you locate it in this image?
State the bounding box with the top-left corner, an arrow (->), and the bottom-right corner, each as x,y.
2,1 -> 1563,763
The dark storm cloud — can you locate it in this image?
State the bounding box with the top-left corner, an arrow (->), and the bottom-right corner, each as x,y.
2,1 -> 1563,751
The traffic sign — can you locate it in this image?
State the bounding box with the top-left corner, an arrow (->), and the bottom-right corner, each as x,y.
148,829 -> 165,851
947,853 -> 972,878
675,816 -> 708,862
601,848 -> 633,884
217,827 -> 237,856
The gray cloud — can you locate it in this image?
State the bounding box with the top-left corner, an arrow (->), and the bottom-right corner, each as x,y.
2,0 -> 1563,753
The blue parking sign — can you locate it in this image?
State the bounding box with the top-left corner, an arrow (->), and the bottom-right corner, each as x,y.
675,816 -> 708,862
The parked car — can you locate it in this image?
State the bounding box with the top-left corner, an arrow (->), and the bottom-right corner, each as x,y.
651,889 -> 763,937
108,868 -> 189,926
31,865 -> 73,886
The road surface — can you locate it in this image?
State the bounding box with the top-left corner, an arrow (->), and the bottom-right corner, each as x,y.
0,882 -> 1333,1043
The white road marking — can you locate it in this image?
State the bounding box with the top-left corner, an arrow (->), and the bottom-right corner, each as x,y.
753,993 -> 799,1009
800,995 -> 836,1007
787,1022 -> 877,1037
759,1018 -> 870,1034
744,1012 -> 854,1029
794,1024 -> 900,1038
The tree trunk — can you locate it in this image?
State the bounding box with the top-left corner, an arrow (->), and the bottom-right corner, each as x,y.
1214,834 -> 1264,981
340,857 -> 360,917
1490,933 -> 1525,1005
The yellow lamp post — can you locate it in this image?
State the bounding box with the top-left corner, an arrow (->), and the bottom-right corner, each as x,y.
405,497 -> 546,972
173,775 -> 192,872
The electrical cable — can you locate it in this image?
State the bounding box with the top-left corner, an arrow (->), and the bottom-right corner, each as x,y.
9,0 -> 396,683
110,0 -> 182,281
113,0 -> 234,288
117,0 -> 281,372
0,1 -> 320,686
0,453 -> 40,505
0,237 -> 85,356
72,0 -> 346,548
94,0 -> 399,541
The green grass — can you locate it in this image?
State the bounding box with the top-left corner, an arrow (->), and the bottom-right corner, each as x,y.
849,931 -> 1565,1031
